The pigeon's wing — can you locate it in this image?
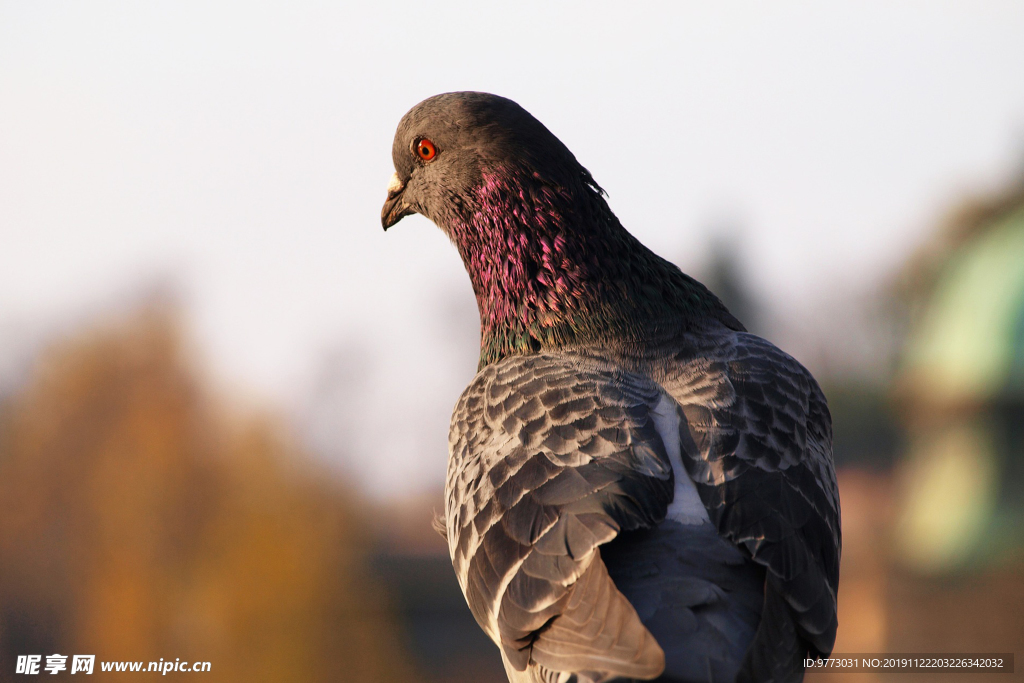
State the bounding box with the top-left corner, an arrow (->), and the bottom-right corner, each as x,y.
664,331 -> 840,682
446,353 -> 673,682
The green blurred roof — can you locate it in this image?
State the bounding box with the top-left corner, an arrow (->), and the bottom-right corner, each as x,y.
901,204 -> 1024,403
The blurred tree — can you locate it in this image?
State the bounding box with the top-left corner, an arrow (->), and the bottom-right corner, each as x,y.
0,303 -> 417,682
700,235 -> 761,336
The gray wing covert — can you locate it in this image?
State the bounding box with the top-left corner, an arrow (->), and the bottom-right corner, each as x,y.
446,353 -> 674,681
664,332 -> 840,680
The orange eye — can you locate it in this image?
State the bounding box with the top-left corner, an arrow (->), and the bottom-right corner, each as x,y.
415,138 -> 437,161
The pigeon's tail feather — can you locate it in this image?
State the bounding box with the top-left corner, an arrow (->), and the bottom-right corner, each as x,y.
602,520 -> 765,683
527,551 -> 665,682
735,577 -> 805,683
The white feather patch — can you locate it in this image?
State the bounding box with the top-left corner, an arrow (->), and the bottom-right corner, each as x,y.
650,395 -> 711,525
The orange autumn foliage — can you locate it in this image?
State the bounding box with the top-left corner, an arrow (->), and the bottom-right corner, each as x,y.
0,306 -> 417,682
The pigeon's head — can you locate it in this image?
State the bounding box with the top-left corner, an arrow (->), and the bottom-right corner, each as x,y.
381,92 -> 743,365
381,91 -> 602,232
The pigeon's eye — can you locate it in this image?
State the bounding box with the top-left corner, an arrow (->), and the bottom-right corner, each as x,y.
415,138 -> 437,162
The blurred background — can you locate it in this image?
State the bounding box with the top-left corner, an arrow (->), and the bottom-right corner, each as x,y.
2,2 -> 1024,681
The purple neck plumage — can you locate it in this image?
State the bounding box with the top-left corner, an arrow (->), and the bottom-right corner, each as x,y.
442,167 -> 741,368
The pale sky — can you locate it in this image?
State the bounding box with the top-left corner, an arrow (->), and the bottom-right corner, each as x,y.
2,1 -> 1024,497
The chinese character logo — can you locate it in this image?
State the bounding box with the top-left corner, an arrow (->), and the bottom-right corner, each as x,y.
71,655 -> 95,674
16,655 -> 41,675
44,655 -> 68,675
16,654 -> 95,675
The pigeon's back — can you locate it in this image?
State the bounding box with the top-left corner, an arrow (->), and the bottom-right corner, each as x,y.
444,331 -> 839,683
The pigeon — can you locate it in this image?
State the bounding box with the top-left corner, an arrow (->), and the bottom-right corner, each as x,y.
381,92 -> 840,683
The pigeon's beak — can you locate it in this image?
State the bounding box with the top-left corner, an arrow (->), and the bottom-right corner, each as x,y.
381,172 -> 414,231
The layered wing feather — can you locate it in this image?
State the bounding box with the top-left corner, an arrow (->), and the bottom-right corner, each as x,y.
662,331 -> 841,682
446,353 -> 675,681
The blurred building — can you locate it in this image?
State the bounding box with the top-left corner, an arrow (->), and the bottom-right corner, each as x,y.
893,177 -> 1024,574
